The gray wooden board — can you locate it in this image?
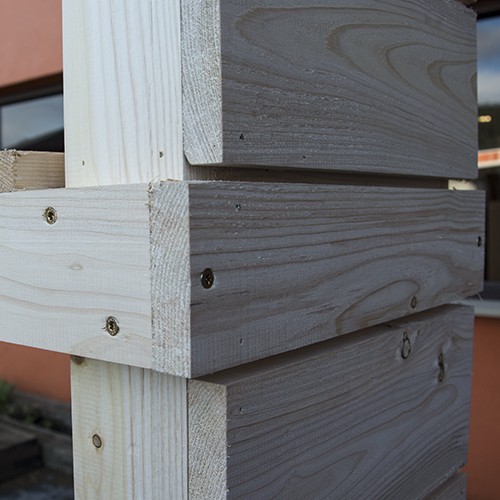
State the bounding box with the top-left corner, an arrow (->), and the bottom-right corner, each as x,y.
182,182 -> 484,376
0,182 -> 484,377
427,472 -> 467,500
188,305 -> 473,499
182,0 -> 477,178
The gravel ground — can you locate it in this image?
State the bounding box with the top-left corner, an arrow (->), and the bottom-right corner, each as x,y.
0,469 -> 73,500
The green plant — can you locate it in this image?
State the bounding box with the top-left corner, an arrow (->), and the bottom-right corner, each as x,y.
0,379 -> 13,413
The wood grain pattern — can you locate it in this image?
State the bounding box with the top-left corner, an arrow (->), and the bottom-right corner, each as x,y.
0,150 -> 64,192
182,0 -> 477,178
0,185 -> 152,367
188,306 -> 473,499
427,473 -> 467,500
63,0 -> 187,185
184,182 -> 484,375
0,181 -> 484,377
71,357 -> 187,499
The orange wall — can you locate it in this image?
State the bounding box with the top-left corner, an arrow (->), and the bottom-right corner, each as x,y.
0,0 -> 62,87
466,316 -> 500,500
0,343 -> 70,402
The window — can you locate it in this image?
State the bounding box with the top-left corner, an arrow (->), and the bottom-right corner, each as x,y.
0,75 -> 64,152
478,14 -> 500,299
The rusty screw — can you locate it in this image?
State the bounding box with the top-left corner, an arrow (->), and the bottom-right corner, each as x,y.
105,316 -> 119,336
44,207 -> 57,225
201,268 -> 215,289
401,332 -> 412,360
92,434 -> 102,448
70,355 -> 86,365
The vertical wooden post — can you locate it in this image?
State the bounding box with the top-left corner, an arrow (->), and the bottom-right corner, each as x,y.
63,1 -> 189,497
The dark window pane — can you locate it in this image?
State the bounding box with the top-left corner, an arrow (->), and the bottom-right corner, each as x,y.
0,94 -> 63,152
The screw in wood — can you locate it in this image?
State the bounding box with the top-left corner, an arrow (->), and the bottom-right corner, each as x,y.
201,268 -> 215,289
44,207 -> 57,225
401,332 -> 411,360
438,352 -> 445,382
410,296 -> 417,309
92,434 -> 102,448
477,236 -> 482,247
105,316 -> 120,336
70,355 -> 86,365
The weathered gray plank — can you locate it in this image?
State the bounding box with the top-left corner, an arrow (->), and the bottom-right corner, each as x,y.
189,306 -> 473,499
182,0 -> 477,178
427,473 -> 467,500
0,182 -> 484,377
181,182 -> 484,376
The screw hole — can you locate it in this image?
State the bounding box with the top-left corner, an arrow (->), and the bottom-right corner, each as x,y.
410,296 -> 417,309
401,332 -> 411,360
239,134 -> 244,140
92,434 -> 102,448
477,236 -> 482,247
235,203 -> 241,211
438,352 -> 445,382
105,316 -> 119,336
44,207 -> 57,225
201,268 -> 215,289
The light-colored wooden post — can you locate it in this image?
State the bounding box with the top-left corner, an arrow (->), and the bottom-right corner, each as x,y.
63,1 -> 190,497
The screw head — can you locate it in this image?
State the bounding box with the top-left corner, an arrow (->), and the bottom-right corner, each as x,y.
70,355 -> 86,365
401,332 -> 412,360
201,268 -> 215,289
410,296 -> 417,309
44,207 -> 57,225
92,434 -> 102,448
105,316 -> 119,336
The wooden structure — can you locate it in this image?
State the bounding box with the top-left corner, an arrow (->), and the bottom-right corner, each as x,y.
0,0 -> 482,498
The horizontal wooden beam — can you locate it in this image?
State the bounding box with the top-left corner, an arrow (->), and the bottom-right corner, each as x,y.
64,0 -> 477,182
428,473 -> 467,499
0,150 -> 64,192
0,181 -> 484,376
188,306 -> 473,498
182,0 -> 477,177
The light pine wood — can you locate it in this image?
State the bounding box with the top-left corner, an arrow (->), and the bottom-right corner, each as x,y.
0,185 -> 152,368
188,306 -> 473,499
0,182 -> 484,377
182,0 -> 477,178
62,0 -> 188,185
71,357 -> 187,500
427,473 -> 467,500
0,150 -> 64,192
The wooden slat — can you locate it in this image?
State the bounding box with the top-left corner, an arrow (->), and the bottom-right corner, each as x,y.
0,182 -> 484,376
62,0 -> 188,186
188,306 -> 473,499
0,150 -> 64,192
182,0 -> 477,178
427,473 -> 467,500
160,182 -> 484,376
71,357 -> 187,499
0,185 -> 152,367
